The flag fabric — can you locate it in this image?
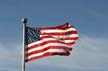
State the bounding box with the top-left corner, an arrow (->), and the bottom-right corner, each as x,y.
25,23 -> 78,62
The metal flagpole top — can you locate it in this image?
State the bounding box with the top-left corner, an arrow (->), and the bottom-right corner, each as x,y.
22,18 -> 28,24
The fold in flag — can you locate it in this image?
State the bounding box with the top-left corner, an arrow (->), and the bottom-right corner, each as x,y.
25,23 -> 78,62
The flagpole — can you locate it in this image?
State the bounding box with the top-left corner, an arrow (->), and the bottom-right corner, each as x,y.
22,18 -> 28,71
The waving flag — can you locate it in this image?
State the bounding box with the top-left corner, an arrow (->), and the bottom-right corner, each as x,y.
25,23 -> 78,62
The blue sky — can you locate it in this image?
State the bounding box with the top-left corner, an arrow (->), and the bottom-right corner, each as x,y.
0,0 -> 108,71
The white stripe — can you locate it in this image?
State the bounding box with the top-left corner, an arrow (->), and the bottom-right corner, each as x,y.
28,42 -> 71,53
41,27 -> 76,33
62,40 -> 76,43
40,34 -> 78,38
27,49 -> 67,59
27,38 -> 56,47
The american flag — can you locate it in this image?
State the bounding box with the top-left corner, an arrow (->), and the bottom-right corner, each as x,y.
25,23 -> 78,62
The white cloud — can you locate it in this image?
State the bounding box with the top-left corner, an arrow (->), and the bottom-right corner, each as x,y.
71,35 -> 108,68
0,43 -> 22,71
0,35 -> 108,70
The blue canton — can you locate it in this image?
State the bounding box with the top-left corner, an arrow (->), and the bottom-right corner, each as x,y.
25,27 -> 40,45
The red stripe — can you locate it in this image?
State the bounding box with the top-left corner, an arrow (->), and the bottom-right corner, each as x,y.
51,52 -> 70,56
40,36 -> 78,40
41,26 -> 74,31
41,31 -> 77,35
59,37 -> 78,40
40,23 -> 72,30
27,46 -> 72,56
25,52 -> 70,62
27,40 -> 72,50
